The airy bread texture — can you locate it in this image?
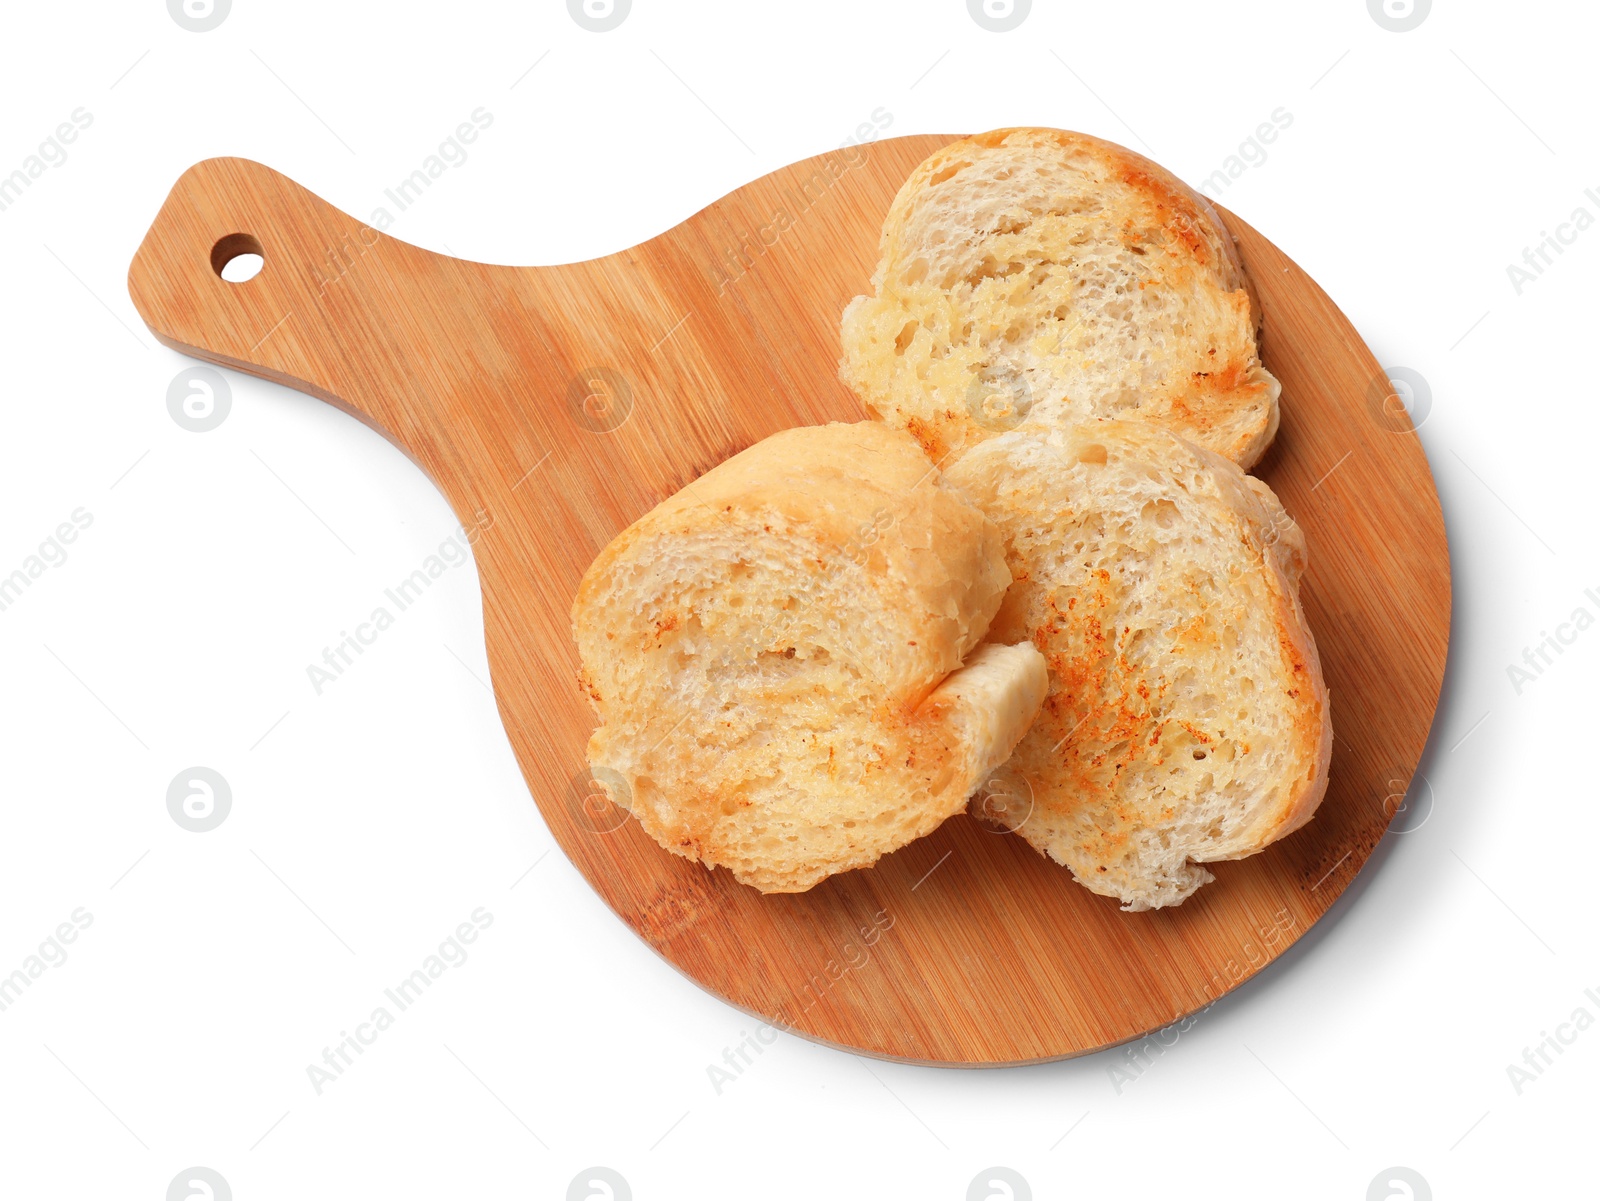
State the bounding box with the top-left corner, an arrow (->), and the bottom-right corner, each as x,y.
572,421 -> 1048,893
947,417 -> 1330,910
840,128 -> 1280,468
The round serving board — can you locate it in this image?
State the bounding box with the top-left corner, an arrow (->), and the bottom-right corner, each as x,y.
127,135 -> 1449,1065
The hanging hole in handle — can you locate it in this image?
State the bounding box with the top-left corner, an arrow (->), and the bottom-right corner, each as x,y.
211,233 -> 264,282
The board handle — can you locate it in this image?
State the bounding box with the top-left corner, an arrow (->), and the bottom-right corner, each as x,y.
127,156 -> 465,455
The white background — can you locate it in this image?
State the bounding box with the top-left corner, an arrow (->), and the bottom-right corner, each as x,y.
1,1 -> 1594,1198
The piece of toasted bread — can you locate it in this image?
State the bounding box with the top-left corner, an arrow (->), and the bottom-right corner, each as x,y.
571,421 -> 1048,893
840,128 -> 1280,468
947,416 -> 1330,910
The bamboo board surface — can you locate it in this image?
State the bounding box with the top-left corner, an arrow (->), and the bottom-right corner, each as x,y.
127,135 -> 1450,1064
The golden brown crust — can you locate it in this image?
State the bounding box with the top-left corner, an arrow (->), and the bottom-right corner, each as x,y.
1227,529 -> 1332,852
574,422 -> 1011,696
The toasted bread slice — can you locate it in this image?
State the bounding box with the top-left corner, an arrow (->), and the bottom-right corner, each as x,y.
572,421 -> 1048,893
840,128 -> 1280,468
947,417 -> 1330,909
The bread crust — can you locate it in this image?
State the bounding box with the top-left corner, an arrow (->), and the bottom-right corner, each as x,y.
840,128 -> 1280,469
1189,450 -> 1331,858
571,421 -> 1046,893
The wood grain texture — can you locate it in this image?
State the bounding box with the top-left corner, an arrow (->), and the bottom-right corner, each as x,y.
127,135 -> 1450,1065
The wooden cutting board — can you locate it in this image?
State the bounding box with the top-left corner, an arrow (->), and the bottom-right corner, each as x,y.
127,136 -> 1449,1065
